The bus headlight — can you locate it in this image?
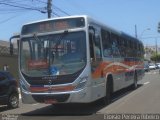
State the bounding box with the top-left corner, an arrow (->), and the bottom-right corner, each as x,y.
75,76 -> 88,90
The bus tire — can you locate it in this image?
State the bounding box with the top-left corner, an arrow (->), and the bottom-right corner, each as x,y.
131,73 -> 138,90
7,93 -> 19,109
102,78 -> 112,105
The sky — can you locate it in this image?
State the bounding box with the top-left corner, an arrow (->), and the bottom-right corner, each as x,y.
0,0 -> 160,46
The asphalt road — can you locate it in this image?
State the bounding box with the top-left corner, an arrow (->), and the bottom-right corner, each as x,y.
0,70 -> 160,120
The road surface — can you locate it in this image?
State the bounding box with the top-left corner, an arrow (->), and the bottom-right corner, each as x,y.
1,70 -> 160,120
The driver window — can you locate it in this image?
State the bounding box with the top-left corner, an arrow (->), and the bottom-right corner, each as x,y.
89,29 -> 102,61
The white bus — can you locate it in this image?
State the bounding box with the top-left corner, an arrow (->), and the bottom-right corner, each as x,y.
10,15 -> 144,105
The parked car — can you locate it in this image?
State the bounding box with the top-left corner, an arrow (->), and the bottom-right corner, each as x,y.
144,64 -> 150,72
149,63 -> 156,70
0,71 -> 19,108
156,63 -> 160,69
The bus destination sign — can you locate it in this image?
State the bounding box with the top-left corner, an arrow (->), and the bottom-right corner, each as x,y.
22,17 -> 85,35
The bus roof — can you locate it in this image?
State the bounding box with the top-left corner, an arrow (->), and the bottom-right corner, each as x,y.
22,15 -> 142,44
87,16 -> 142,44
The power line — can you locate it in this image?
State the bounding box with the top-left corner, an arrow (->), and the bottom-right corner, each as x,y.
53,5 -> 70,16
0,10 -> 27,14
34,0 -> 47,4
0,2 -> 46,13
52,12 -> 60,17
0,15 -> 18,24
0,11 -> 31,24
0,2 -> 42,10
0,0 -> 70,17
0,0 -> 46,23
0,0 -> 70,24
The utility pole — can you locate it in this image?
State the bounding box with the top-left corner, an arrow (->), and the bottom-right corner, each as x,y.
157,22 -> 160,63
158,22 -> 160,33
155,38 -> 158,63
135,25 -> 138,38
47,0 -> 52,18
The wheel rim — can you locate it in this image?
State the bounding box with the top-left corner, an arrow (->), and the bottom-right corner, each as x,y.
9,95 -> 18,108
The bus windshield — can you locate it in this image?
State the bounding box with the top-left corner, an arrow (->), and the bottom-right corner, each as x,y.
20,31 -> 86,77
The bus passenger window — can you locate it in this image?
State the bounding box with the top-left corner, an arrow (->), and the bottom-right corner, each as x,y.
110,34 -> 121,58
101,29 -> 112,57
89,33 -> 102,61
89,33 -> 95,59
94,35 -> 101,58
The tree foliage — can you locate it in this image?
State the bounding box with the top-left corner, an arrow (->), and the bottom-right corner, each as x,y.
150,54 -> 160,62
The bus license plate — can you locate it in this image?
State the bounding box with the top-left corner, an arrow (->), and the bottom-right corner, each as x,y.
44,99 -> 58,104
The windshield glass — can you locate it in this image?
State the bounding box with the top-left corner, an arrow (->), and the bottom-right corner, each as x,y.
20,31 -> 86,77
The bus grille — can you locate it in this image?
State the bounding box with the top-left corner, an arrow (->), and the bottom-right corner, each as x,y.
32,94 -> 70,103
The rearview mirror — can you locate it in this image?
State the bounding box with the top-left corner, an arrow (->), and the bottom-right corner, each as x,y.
9,34 -> 20,55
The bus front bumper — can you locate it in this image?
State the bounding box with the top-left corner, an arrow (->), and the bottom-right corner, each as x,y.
21,87 -> 92,104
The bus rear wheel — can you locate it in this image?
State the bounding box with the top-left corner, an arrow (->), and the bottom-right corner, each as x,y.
103,80 -> 112,105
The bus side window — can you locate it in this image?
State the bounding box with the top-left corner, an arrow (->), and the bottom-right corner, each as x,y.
94,34 -> 102,59
101,29 -> 112,57
89,33 -> 102,61
89,26 -> 102,62
89,33 -> 95,60
110,33 -> 121,58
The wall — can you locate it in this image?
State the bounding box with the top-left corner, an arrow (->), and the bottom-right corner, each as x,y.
0,55 -> 18,79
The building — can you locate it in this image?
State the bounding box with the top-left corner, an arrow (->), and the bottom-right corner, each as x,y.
0,40 -> 18,79
144,45 -> 160,61
145,45 -> 160,53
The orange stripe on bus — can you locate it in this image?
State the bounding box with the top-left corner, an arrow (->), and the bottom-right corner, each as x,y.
92,61 -> 144,79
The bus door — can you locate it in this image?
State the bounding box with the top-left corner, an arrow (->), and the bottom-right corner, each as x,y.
89,26 -> 103,78
89,25 -> 104,99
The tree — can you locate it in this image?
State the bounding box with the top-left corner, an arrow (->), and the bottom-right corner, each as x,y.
150,54 -> 160,62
